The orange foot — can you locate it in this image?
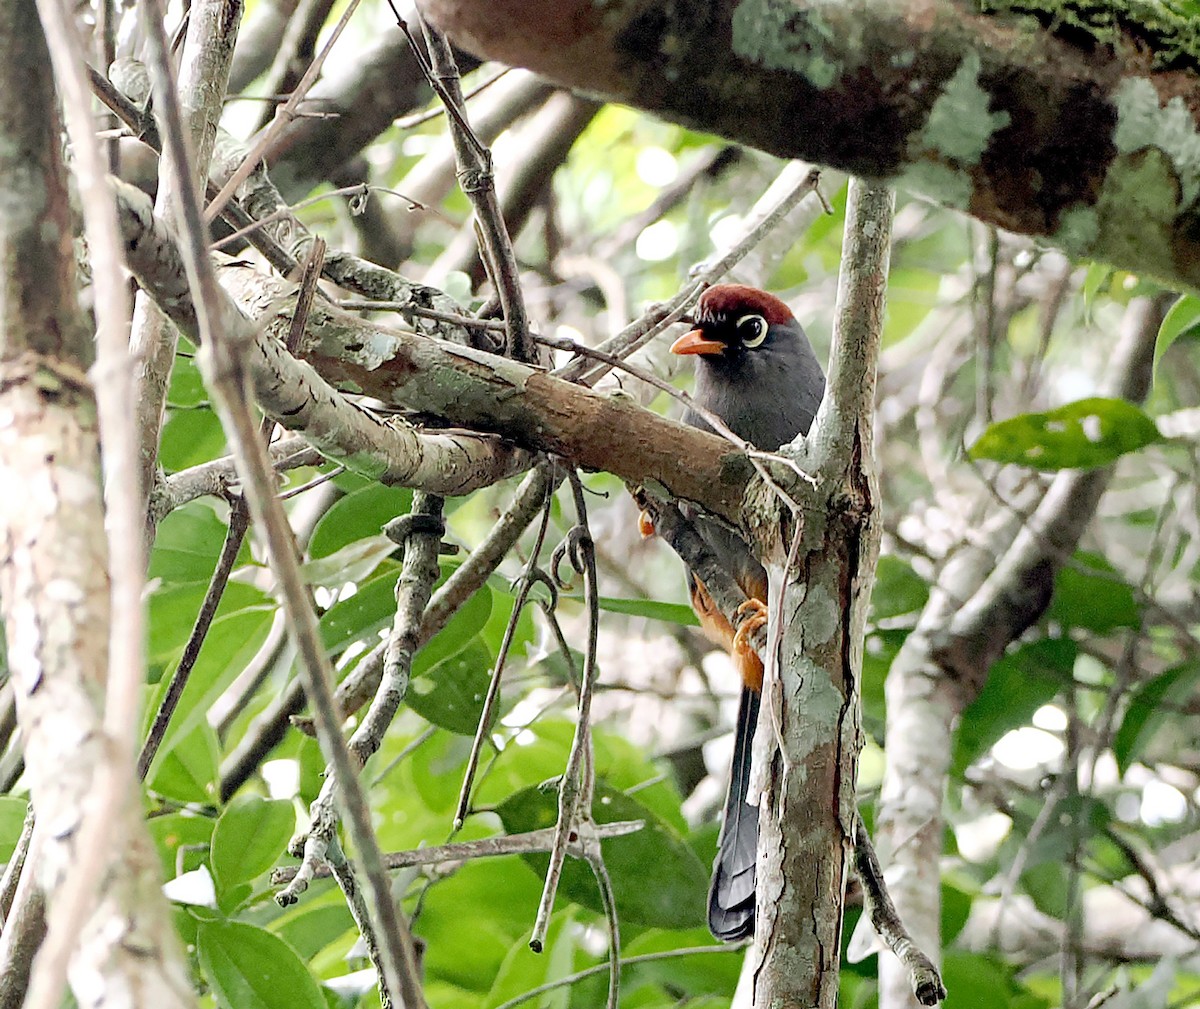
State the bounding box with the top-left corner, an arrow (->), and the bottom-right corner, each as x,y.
637,509 -> 656,539
732,599 -> 768,691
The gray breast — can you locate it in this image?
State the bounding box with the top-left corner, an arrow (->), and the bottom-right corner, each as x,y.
685,339 -> 825,450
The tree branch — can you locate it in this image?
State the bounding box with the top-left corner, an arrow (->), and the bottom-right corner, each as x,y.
219,263 -> 755,522
1,4 -> 189,1006
114,179 -> 532,494
411,11 -> 534,360
748,180 -> 892,1007
422,0 -> 1200,291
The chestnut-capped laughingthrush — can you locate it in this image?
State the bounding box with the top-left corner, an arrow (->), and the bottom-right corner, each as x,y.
668,284 -> 825,941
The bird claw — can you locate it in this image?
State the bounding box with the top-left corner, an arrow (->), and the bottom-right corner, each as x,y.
732,599 -> 768,656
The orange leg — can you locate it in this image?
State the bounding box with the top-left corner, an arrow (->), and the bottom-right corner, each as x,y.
731,599 -> 768,692
637,509 -> 656,539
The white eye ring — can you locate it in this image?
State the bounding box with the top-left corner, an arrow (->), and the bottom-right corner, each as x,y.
737,314 -> 768,348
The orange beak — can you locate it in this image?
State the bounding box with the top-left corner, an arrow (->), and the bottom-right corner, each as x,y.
669,329 -> 724,356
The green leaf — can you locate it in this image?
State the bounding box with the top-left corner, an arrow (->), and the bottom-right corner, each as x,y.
881,267 -> 940,347
160,408 -> 227,472
862,629 -> 906,732
484,908 -> 579,1007
147,581 -> 269,666
147,812 -> 215,881
149,721 -> 221,804
1114,662 -> 1200,775
272,896 -> 356,961
968,398 -> 1163,470
318,568 -> 401,655
407,638 -> 494,735
418,858 -> 542,991
595,596 -> 699,625
210,796 -> 295,892
622,928 -> 743,997
939,953 -> 1018,1009
952,639 -> 1075,776
514,588 -> 698,627
149,503 -> 250,586
1155,294 -> 1200,380
870,556 -> 930,620
307,483 -> 414,559
413,575 -> 494,675
143,606 -> 274,772
167,353 -> 207,408
301,536 -> 396,589
197,920 -> 326,1009
941,881 -> 973,945
1048,551 -> 1139,633
1011,795 -> 1109,869
0,798 -> 28,863
496,782 -> 708,929
1021,860 -> 1068,919
1081,263 -> 1113,305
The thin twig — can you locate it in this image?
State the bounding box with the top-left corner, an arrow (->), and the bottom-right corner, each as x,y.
87,63 -> 160,145
137,0 -> 425,1003
271,819 -> 645,883
976,227 -> 1000,427
248,0 -> 338,132
852,819 -> 946,1006
0,837 -> 46,1009
558,162 -> 827,385
366,494 -> 445,758
222,465 -> 559,801
394,65 -> 511,128
592,146 -> 742,260
278,493 -> 442,1009
323,835 -> 399,1009
210,183 -> 439,250
490,944 -> 746,1009
277,465 -> 346,500
203,0 -> 364,222
138,496 -> 250,778
454,477 -> 556,827
530,473 -> 602,953
143,234 -> 328,774
152,435 -> 323,521
403,8 -> 533,361
89,63 -> 314,285
584,846 -> 621,1009
0,808 -> 35,923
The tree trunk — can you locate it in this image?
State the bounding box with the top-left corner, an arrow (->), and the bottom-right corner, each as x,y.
0,4 -> 193,1005
749,180 -> 892,1006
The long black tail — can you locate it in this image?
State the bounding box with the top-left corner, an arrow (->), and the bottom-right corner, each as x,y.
707,686 -> 760,941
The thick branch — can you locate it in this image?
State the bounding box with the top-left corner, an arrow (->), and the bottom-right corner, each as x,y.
424,0 -> 1200,291
749,180 -> 892,1008
216,266 -> 755,522
114,180 -> 531,495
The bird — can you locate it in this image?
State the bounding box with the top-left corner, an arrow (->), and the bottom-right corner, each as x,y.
666,283 -> 825,941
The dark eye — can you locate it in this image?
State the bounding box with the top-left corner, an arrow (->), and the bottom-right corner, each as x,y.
737,314 -> 768,348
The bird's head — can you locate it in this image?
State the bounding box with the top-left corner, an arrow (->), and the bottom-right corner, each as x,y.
667,284 -> 825,448
669,284 -> 802,366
